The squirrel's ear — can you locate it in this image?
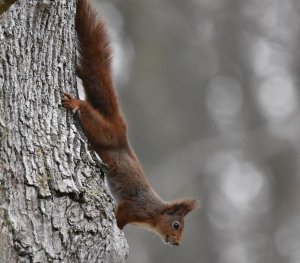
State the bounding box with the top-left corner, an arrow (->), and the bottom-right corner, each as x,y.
163,199 -> 200,216
178,199 -> 200,216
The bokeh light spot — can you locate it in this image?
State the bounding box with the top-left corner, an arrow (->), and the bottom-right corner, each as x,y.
257,74 -> 298,121
206,76 -> 243,125
222,161 -> 264,207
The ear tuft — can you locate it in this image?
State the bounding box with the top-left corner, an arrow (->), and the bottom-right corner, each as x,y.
164,199 -> 200,216
179,199 -> 200,216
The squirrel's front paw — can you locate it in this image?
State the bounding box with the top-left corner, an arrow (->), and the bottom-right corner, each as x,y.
62,93 -> 81,113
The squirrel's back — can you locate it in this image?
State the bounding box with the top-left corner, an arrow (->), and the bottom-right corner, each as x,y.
76,0 -> 121,120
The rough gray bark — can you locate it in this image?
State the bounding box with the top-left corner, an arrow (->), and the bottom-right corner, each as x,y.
0,1 -> 128,262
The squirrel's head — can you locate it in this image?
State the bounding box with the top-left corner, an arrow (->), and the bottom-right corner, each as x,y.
155,199 -> 199,246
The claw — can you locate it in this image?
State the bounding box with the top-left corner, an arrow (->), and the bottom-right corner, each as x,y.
63,93 -> 74,100
61,93 -> 80,113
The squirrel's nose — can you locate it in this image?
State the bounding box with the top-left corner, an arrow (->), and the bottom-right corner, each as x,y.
173,241 -> 180,246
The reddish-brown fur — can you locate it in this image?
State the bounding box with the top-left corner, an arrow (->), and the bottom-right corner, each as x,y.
62,0 -> 198,246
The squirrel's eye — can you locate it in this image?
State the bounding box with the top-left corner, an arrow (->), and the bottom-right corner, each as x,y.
172,221 -> 180,230
167,210 -> 176,216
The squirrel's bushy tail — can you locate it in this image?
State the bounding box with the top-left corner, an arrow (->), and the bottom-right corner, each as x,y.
76,0 -> 120,119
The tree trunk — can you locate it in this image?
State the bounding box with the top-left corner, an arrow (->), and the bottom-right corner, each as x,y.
0,1 -> 128,262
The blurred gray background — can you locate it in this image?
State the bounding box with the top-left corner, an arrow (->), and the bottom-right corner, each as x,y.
91,0 -> 300,262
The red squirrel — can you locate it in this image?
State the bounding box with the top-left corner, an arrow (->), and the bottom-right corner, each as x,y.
62,0 -> 198,246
